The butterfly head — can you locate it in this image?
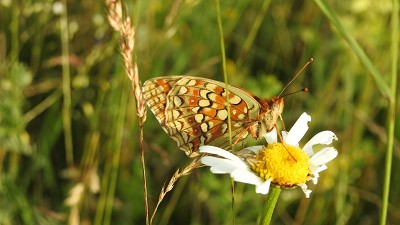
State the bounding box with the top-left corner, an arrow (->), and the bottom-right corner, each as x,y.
267,97 -> 284,129
252,97 -> 284,139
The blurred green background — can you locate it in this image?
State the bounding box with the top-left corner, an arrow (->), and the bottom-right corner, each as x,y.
0,0 -> 398,224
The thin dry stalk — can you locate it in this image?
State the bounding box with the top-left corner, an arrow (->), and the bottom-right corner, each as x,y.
106,0 -> 146,121
150,158 -> 202,224
105,0 -> 149,224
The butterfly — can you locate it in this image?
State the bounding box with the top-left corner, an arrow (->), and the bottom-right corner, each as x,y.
142,76 -> 285,157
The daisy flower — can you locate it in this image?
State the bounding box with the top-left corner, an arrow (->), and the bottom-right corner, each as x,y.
200,112 -> 338,198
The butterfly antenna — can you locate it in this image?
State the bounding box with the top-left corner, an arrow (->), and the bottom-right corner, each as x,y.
279,87 -> 309,98
278,58 -> 313,98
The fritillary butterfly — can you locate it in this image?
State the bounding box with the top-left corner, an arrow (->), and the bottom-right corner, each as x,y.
142,76 -> 284,157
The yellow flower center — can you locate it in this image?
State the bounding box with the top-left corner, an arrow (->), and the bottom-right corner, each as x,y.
251,143 -> 310,187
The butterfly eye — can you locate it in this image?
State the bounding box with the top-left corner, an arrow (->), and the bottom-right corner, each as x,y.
273,103 -> 279,111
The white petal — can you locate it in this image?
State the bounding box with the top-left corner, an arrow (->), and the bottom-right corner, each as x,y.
243,145 -> 264,153
281,130 -> 288,141
303,131 -> 338,156
284,113 -> 311,146
308,172 -> 320,184
309,147 -> 338,166
315,164 -> 327,173
201,156 -> 247,174
231,169 -> 262,185
200,146 -> 246,166
255,179 -> 272,194
264,127 -> 277,144
230,169 -> 272,195
309,164 -> 327,174
299,183 -> 312,198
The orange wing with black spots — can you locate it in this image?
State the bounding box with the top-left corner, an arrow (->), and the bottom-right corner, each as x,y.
143,76 -> 284,157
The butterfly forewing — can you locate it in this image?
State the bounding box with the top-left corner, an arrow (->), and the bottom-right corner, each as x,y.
143,76 -> 282,157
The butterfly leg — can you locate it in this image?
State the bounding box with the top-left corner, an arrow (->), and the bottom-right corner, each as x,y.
233,126 -> 251,145
279,115 -> 287,131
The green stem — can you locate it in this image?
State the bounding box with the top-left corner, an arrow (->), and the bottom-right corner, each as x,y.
60,0 -> 74,167
313,0 -> 390,97
215,0 -> 232,148
215,2 -> 235,224
260,187 -> 281,225
380,0 -> 398,224
103,88 -> 125,225
10,2 -> 19,62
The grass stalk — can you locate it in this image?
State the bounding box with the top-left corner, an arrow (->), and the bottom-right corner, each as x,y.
215,1 -> 235,224
60,0 -> 74,167
94,146 -> 112,225
150,158 -> 201,224
158,176 -> 188,225
237,0 -> 271,67
313,0 -> 390,97
215,0 -> 232,148
103,85 -> 127,225
380,0 -> 399,224
23,91 -> 62,123
10,2 -> 19,62
140,126 -> 149,225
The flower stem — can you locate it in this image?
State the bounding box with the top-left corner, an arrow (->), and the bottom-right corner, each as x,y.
260,187 -> 281,225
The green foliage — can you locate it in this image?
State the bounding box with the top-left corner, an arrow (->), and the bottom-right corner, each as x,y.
0,63 -> 32,154
0,0 -> 398,224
